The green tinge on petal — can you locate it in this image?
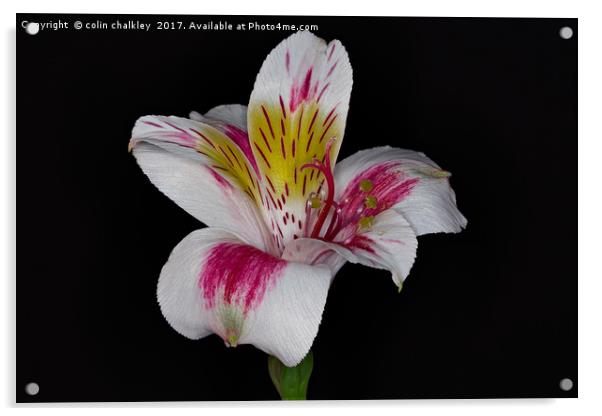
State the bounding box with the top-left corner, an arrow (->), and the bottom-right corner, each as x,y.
268,352 -> 314,400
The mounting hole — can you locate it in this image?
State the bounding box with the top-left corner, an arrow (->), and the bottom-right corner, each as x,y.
559,378 -> 573,391
25,382 -> 39,396
559,26 -> 573,40
25,22 -> 40,36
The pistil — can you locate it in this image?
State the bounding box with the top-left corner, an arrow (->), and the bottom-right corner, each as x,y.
301,139 -> 338,239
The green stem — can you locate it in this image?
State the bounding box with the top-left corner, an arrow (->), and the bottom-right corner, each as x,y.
268,351 -> 314,400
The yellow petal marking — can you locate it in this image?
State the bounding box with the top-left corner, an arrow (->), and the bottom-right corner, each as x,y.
249,99 -> 343,209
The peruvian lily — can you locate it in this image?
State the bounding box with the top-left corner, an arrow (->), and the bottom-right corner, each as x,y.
129,31 -> 466,371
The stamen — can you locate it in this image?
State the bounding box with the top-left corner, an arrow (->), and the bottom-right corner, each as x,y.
358,215 -> 375,230
309,194 -> 323,209
304,199 -> 313,236
364,195 -> 377,209
325,205 -> 342,240
300,138 -> 337,238
319,186 -> 327,199
359,179 -> 373,192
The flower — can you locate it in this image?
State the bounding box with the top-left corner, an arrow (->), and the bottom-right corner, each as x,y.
129,31 -> 466,367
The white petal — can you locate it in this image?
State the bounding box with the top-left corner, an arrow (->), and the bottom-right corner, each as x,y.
247,31 -> 353,247
190,104 -> 248,132
132,142 -> 273,252
188,105 -> 258,175
281,237 -> 349,277
334,146 -> 467,236
343,210 -> 417,288
158,228 -> 332,367
284,210 -> 417,288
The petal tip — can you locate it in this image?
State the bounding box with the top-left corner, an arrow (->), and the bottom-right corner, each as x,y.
393,273 -> 404,293
225,334 -> 239,348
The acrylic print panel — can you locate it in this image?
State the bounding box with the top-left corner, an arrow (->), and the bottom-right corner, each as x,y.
17,14 -> 577,402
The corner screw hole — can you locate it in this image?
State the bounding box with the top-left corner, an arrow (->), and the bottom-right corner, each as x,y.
559,378 -> 573,391
559,26 -> 573,40
25,22 -> 40,35
25,382 -> 39,396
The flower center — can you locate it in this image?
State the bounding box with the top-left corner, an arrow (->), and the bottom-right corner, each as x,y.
300,139 -> 378,241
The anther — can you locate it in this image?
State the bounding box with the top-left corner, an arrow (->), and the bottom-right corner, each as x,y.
364,195 -> 377,209
309,196 -> 323,209
358,215 -> 375,230
359,179 -> 373,192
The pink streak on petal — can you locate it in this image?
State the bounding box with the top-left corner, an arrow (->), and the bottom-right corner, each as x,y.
289,88 -> 298,113
308,108 -> 319,133
327,60 -> 339,78
289,67 -> 314,112
261,105 -> 275,139
322,106 -> 337,127
163,120 -> 187,133
224,125 -> 259,174
316,83 -> 330,103
337,161 -> 420,230
254,142 -> 271,169
200,243 -> 286,313
143,120 -> 164,129
300,68 -> 313,101
170,132 -> 196,147
311,248 -> 334,265
285,50 -> 291,73
345,234 -> 376,254
279,95 -> 287,118
206,166 -> 233,190
327,43 -> 336,61
191,128 -> 217,149
318,114 -> 337,143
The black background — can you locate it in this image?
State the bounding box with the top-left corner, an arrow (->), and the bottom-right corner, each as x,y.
17,14 -> 577,402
